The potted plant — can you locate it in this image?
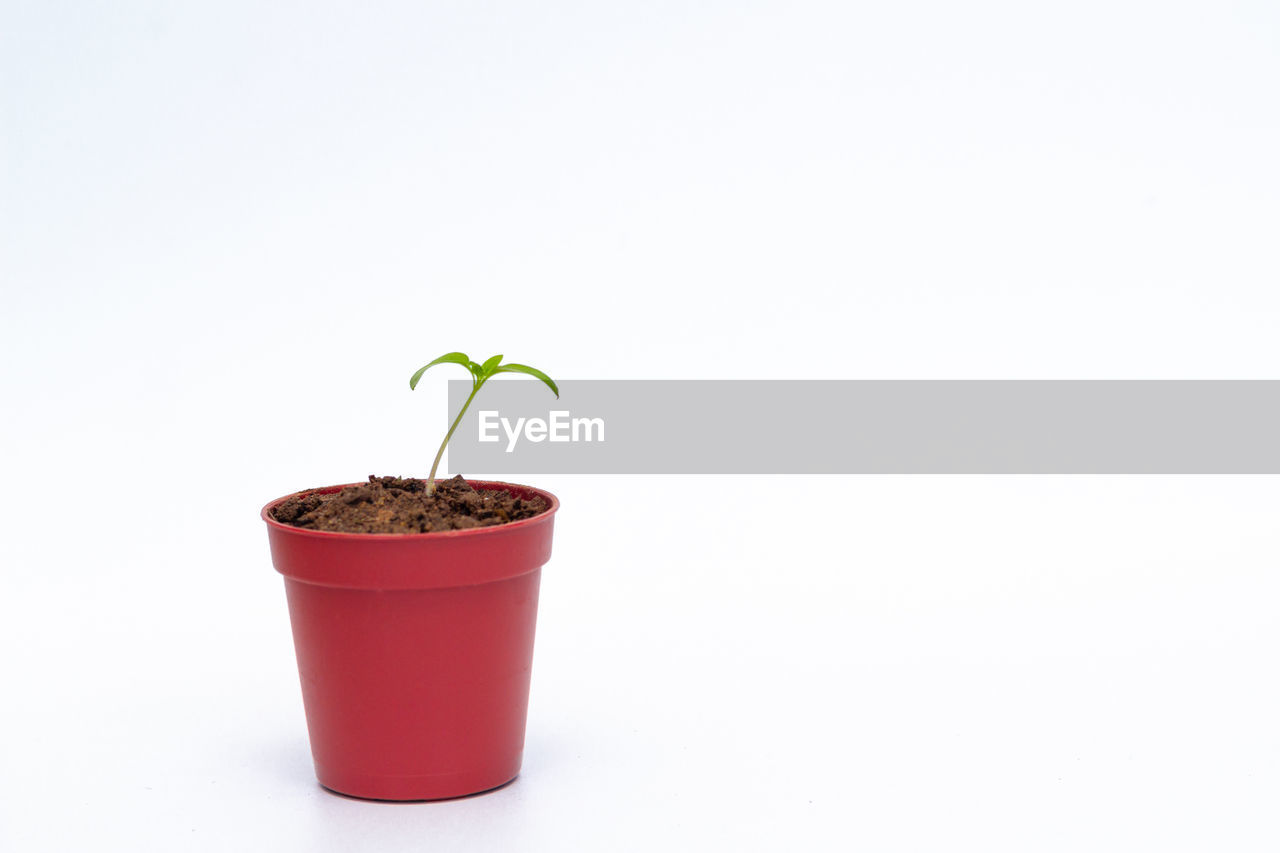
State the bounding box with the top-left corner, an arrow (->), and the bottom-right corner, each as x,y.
261,353 -> 561,801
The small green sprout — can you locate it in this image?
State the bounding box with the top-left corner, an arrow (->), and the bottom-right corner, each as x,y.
410,353 -> 559,494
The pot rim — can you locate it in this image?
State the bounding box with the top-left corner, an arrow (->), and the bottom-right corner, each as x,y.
260,478 -> 559,541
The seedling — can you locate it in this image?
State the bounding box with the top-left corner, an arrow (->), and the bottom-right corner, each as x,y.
410,353 -> 559,494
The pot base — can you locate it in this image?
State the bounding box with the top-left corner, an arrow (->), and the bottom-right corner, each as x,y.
317,763 -> 521,802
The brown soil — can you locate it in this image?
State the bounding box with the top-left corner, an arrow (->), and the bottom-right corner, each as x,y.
271,475 -> 548,534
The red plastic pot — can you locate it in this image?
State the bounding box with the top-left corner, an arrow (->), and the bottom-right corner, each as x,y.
261,479 -> 558,801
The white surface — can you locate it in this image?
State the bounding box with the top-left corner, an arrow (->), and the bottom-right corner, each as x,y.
2,1 -> 1279,850
3,477 -> 1279,851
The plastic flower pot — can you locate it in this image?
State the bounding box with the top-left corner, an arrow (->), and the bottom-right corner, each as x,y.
261,479 -> 558,801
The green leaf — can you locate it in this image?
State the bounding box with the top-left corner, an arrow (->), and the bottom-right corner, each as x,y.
480,354 -> 503,376
409,352 -> 471,389
493,363 -> 559,398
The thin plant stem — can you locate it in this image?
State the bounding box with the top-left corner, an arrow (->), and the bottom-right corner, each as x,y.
427,379 -> 485,494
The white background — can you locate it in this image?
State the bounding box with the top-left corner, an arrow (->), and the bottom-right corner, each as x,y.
2,1 -> 1278,850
